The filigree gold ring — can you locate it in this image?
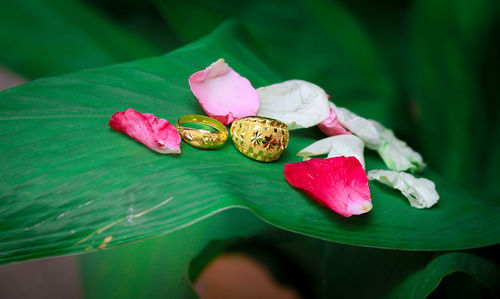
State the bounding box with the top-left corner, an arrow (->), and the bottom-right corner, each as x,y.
176,115 -> 228,149
230,116 -> 289,162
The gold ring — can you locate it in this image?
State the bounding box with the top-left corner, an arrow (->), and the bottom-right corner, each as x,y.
176,115 -> 228,149
230,116 -> 289,162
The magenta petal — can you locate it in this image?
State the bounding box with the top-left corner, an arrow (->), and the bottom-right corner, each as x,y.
189,58 -> 260,125
109,108 -> 181,154
284,157 -> 372,217
317,103 -> 351,136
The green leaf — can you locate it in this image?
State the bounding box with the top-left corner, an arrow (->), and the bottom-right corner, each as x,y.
404,251 -> 499,298
322,243 -> 499,298
0,0 -> 161,79
0,22 -> 499,267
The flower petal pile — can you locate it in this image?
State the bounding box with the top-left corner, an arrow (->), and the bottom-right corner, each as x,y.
368,170 -> 439,208
109,108 -> 181,154
297,135 -> 365,169
284,157 -> 372,217
257,80 -> 330,130
334,106 -> 383,149
334,106 -> 425,172
317,102 -> 352,136
189,58 -> 259,125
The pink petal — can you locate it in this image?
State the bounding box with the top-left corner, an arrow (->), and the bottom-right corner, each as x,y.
284,157 -> 372,217
189,58 -> 260,125
317,102 -> 351,136
109,108 -> 181,154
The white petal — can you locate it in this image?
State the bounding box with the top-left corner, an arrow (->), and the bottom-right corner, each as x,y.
334,107 -> 383,149
370,120 -> 426,172
367,170 -> 439,209
335,106 -> 425,172
257,80 -> 330,130
297,135 -> 365,169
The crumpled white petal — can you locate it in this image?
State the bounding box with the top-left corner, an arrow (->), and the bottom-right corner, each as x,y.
297,135 -> 365,169
334,107 -> 383,149
257,80 -> 330,130
334,106 -> 425,172
370,120 -> 426,172
367,170 -> 439,209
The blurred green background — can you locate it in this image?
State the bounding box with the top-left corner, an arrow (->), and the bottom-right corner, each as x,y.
0,0 -> 498,298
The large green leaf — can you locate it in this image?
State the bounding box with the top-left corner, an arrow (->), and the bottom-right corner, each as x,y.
0,0 -> 162,79
0,22 -> 499,266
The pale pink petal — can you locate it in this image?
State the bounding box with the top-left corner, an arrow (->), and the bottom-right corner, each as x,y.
109,108 -> 181,154
189,58 -> 260,125
284,157 -> 372,217
317,102 -> 351,136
